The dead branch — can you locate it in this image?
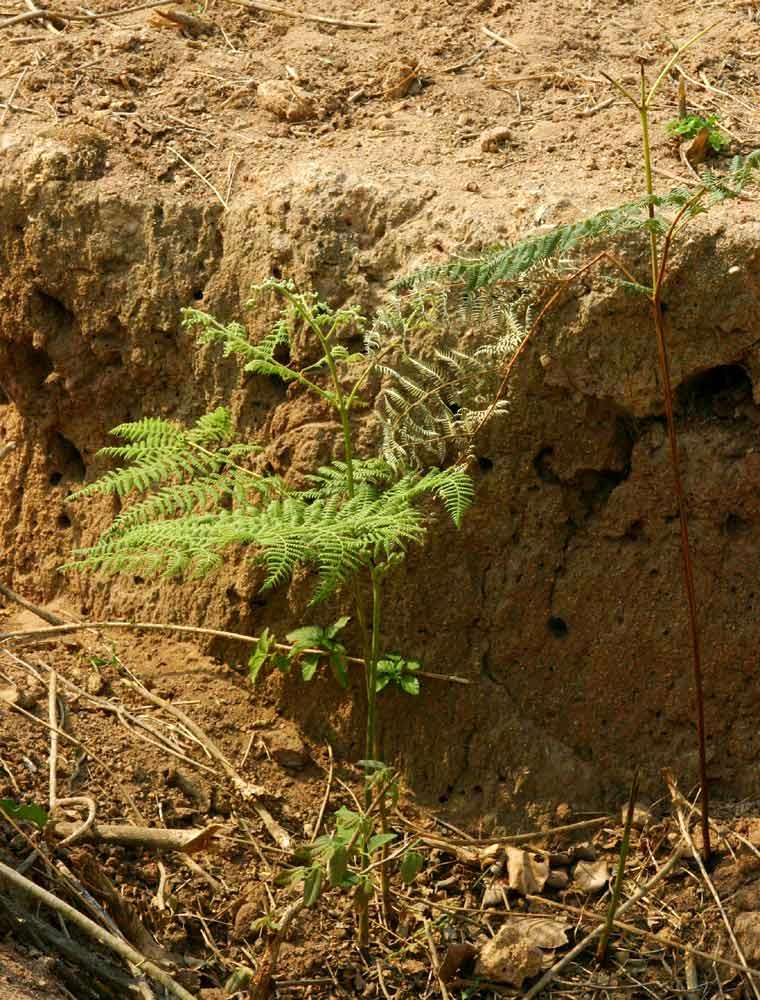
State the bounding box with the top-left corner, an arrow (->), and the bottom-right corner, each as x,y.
0,0 -> 176,29
250,898 -> 306,1000
50,820 -> 219,853
0,582 -> 67,625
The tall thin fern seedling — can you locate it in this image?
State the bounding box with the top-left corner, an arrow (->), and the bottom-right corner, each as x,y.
603,24 -> 720,862
393,30 -> 760,865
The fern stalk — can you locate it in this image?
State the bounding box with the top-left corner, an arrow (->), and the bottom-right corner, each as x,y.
613,56 -> 713,861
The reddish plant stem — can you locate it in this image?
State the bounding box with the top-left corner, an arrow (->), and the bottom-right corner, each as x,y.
651,286 -> 710,863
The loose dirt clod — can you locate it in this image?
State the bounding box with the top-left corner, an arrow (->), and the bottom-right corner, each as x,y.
475,924 -> 543,987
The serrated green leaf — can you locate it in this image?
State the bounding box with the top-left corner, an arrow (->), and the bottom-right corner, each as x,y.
329,650 -> 348,689
399,850 -> 424,884
326,616 -> 350,639
248,628 -> 273,684
273,653 -> 291,674
274,866 -> 307,887
0,799 -> 48,830
367,832 -> 396,854
286,625 -> 325,648
328,845 -> 348,886
400,675 -> 420,696
303,866 -> 324,907
301,654 -> 320,682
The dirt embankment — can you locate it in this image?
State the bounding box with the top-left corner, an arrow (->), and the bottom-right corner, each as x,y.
2,0 -> 760,826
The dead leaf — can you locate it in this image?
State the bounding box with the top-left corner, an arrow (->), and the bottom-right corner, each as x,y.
0,684 -> 18,704
506,846 -> 549,895
572,858 -> 610,894
508,915 -> 570,950
439,942 -> 477,984
686,126 -> 711,166
476,924 -> 542,987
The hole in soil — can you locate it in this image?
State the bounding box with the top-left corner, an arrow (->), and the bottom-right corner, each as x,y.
17,343 -> 53,389
724,512 -> 751,536
53,434 -> 85,483
534,446 -> 560,484
0,383 -> 8,405
34,287 -> 74,330
677,364 -> 752,418
271,264 -> 283,279
547,616 -> 569,638
192,288 -> 204,301
57,512 -> 71,529
624,519 -> 644,542
477,456 -> 494,473
438,785 -> 453,804
133,576 -> 144,585
49,471 -> 62,486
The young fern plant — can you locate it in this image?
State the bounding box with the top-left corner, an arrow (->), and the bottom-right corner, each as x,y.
64,279 -> 474,765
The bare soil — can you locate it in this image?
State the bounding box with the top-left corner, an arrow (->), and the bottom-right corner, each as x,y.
3,0 -> 760,994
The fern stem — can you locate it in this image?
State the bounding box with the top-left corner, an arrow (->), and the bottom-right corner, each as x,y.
365,566 -> 383,761
639,99 -> 711,862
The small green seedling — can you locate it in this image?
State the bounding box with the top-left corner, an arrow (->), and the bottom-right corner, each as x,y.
278,763 -> 422,947
0,799 -> 48,829
666,113 -> 729,152
376,653 -> 421,696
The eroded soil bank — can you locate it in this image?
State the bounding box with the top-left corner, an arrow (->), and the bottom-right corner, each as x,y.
2,0 -> 760,828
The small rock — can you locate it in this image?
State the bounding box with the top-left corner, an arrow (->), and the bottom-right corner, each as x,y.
545,868 -> 570,891
570,843 -> 598,862
572,859 -> 610,894
267,728 -> 310,770
16,683 -> 45,710
628,803 -> 654,831
85,671 -> 105,695
479,125 -> 511,152
382,58 -> 421,99
482,880 -> 505,907
735,882 -> 760,912
0,684 -> 19,705
476,925 -> 542,987
735,911 -> 760,963
257,79 -> 317,122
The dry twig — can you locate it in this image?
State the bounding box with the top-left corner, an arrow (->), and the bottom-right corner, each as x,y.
0,860 -> 199,1000
224,0 -> 380,29
0,619 -> 472,684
